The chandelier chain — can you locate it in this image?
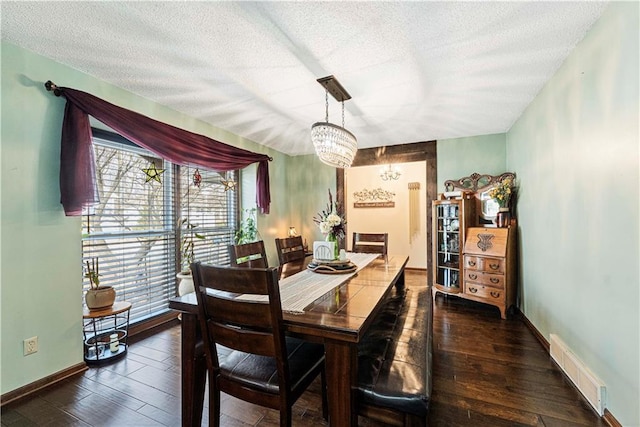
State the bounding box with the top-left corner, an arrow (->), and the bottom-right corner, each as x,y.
341,101 -> 345,128
325,89 -> 329,123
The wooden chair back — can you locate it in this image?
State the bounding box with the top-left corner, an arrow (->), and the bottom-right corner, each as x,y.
352,232 -> 389,255
228,241 -> 268,268
191,262 -> 326,425
275,236 -> 306,265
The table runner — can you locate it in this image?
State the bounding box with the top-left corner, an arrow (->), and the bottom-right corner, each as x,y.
237,252 -> 380,313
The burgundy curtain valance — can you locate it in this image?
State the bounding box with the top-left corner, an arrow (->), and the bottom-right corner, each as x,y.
48,82 -> 271,215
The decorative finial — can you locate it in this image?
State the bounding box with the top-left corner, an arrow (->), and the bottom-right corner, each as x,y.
44,80 -> 62,96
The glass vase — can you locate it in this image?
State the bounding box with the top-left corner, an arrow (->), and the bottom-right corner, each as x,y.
325,232 -> 339,260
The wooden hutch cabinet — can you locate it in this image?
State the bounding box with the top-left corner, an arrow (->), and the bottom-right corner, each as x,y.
432,172 -> 518,319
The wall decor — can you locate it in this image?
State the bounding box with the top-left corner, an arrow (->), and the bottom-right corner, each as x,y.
353,187 -> 395,208
408,182 -> 421,242
142,161 -> 165,184
221,179 -> 237,191
192,169 -> 202,187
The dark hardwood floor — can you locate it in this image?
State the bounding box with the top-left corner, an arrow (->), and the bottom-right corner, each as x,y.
2,271 -> 604,426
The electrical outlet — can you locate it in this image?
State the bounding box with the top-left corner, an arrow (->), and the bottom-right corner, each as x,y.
24,336 -> 38,356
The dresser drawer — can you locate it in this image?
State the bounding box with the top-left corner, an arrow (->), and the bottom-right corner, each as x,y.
464,270 -> 505,287
465,283 -> 503,300
464,255 -> 481,270
464,256 -> 504,274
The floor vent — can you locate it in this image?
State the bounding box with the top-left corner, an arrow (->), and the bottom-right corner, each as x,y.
549,334 -> 606,415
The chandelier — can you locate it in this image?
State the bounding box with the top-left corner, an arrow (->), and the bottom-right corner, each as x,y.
311,76 -> 357,168
380,164 -> 402,181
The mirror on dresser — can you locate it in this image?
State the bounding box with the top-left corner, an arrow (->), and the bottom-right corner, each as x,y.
444,172 -> 516,226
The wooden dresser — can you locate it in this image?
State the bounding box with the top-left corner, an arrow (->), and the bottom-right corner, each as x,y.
463,227 -> 517,319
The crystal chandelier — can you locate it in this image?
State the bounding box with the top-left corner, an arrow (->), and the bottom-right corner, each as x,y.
311,76 -> 357,169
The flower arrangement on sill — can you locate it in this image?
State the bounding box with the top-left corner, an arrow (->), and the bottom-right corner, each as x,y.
313,189 -> 346,241
488,178 -> 515,209
84,257 -> 101,289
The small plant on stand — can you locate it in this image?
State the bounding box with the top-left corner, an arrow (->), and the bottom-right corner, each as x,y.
85,258 -> 101,289
84,258 -> 116,310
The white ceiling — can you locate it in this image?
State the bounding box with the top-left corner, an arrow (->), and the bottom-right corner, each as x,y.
1,1 -> 607,156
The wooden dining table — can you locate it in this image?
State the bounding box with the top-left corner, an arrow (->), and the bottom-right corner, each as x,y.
168,253 -> 409,427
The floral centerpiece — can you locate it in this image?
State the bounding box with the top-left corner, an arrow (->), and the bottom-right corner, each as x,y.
488,178 -> 515,210
313,189 -> 346,259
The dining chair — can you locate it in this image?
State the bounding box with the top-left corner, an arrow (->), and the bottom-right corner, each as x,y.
191,262 -> 328,427
228,240 -> 268,268
352,232 -> 389,255
275,236 -> 306,265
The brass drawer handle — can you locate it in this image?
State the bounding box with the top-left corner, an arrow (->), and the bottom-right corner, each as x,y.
490,277 -> 500,284
468,260 -> 476,267
468,273 -> 478,280
490,291 -> 500,298
489,263 -> 500,270
469,287 -> 478,294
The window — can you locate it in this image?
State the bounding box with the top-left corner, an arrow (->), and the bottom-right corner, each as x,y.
82,131 -> 237,324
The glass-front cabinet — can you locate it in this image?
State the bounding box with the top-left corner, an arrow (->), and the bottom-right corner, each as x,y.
432,197 -> 474,295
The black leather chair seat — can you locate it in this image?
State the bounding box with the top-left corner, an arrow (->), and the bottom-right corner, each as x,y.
220,337 -> 325,394
357,285 -> 433,421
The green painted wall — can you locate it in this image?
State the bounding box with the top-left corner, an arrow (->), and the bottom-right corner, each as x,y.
436,133 -> 507,192
506,3 -> 639,424
1,43 -> 83,395
283,154 -> 336,254
239,152 -> 334,266
0,41 -> 287,394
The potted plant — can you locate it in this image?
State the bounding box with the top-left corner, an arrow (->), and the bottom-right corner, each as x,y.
232,208 -> 262,264
176,218 -> 205,295
84,258 -> 116,310
234,208 -> 259,244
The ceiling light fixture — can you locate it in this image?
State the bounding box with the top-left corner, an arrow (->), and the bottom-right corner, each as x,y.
311,75 -> 357,169
380,164 -> 402,181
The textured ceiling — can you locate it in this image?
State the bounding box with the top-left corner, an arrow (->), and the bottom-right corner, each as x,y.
1,1 -> 607,156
